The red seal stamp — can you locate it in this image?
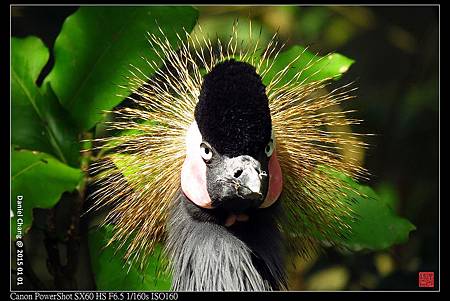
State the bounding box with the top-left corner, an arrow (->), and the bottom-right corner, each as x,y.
418,272 -> 434,288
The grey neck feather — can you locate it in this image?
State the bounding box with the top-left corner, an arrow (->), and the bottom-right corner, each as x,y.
164,193 -> 286,291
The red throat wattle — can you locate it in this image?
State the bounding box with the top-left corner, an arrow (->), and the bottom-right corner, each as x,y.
180,122 -> 283,210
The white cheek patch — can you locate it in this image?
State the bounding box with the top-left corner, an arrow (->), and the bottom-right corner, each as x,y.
181,122 -> 213,208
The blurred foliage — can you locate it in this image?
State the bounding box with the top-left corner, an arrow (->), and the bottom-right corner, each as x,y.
88,225 -> 171,290
11,36 -> 81,167
45,6 -> 198,130
261,45 -> 354,87
317,166 -> 415,251
11,149 -> 83,238
10,5 -> 438,291
11,6 -> 199,291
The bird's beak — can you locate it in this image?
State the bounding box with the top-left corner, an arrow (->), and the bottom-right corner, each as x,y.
211,155 -> 269,213
222,155 -> 266,201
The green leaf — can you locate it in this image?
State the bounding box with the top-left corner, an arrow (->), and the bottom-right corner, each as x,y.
11,36 -> 49,82
11,149 -> 84,239
88,225 -> 171,290
262,45 -> 354,88
321,167 -> 415,251
11,37 -> 81,167
11,37 -> 51,154
375,182 -> 400,211
46,6 -> 198,130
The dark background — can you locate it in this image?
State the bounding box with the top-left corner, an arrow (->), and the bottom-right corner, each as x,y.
11,5 -> 439,290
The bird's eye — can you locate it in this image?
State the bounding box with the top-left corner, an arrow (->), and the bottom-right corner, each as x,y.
265,140 -> 274,157
265,131 -> 275,157
200,142 -> 213,162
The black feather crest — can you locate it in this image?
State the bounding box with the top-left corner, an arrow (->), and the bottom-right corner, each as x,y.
195,59 -> 272,158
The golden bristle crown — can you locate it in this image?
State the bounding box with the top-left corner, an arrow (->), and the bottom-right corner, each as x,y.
88,21 -> 369,270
